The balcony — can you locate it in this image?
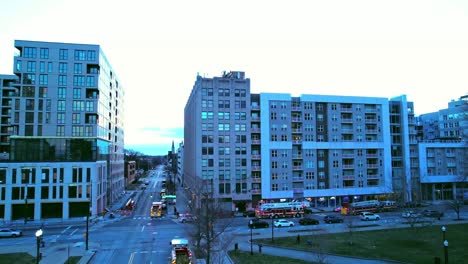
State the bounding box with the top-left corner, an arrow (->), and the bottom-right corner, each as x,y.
251,139 -> 260,144
367,164 -> 379,168
292,177 -> 304,182
252,166 -> 261,171
367,175 -> 379,179
251,116 -> 260,121
293,166 -> 303,170
251,127 -> 260,133
292,140 -> 302,144
342,175 -> 355,180
342,164 -> 354,169
291,106 -> 301,111
292,118 -> 302,122
292,128 -> 302,133
292,154 -> 302,159
251,177 -> 261,183
341,118 -> 353,123
251,154 -> 261,160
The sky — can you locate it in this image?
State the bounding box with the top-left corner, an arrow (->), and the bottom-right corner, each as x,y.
0,0 -> 467,156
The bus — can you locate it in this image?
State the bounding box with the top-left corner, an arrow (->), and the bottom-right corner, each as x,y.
150,202 -> 163,218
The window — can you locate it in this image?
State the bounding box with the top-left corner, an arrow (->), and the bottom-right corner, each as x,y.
39,74 -> 48,85
73,88 -> 81,99
59,49 -> 68,60
72,101 -> 84,111
58,75 -> 67,86
272,184 -> 278,191
27,61 -> 36,72
74,63 -> 82,74
39,48 -> 49,59
74,50 -> 86,61
59,62 -> 67,73
57,100 -> 66,111
58,87 -> 66,98
72,113 -> 81,124
24,47 -> 37,58
57,113 -> 65,124
87,50 -> 96,61
86,76 -> 95,87
73,76 -> 85,86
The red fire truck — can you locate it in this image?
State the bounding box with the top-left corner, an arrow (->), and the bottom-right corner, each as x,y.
255,201 -> 308,219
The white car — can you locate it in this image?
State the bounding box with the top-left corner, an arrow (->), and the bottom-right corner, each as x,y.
360,212 -> 380,221
0,228 -> 22,238
274,219 -> 295,227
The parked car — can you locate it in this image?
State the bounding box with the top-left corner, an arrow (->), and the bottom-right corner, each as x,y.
323,215 -> 344,224
178,213 -> 197,223
303,208 -> 313,214
274,219 -> 295,227
360,212 -> 380,221
299,217 -> 319,225
243,210 -> 256,217
0,228 -> 22,238
402,211 -> 422,218
422,210 -> 444,218
248,219 -> 269,229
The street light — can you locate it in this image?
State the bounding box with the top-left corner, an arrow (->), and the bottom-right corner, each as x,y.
249,220 -> 253,255
441,226 -> 446,241
443,240 -> 448,264
86,202 -> 91,250
35,229 -> 43,264
271,217 -> 274,242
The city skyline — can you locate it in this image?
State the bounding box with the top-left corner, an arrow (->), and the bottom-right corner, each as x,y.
1,0 -> 467,155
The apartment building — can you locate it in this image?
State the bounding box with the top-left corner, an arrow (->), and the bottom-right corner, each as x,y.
184,71 -> 426,211
417,95 -> 468,201
0,40 -> 124,221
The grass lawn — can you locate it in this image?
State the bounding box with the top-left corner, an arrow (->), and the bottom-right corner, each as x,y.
0,253 -> 82,264
0,253 -> 35,264
228,250 -> 318,264
255,223 -> 468,264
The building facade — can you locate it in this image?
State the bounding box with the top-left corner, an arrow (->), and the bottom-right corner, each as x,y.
0,40 -> 124,221
184,71 -> 424,211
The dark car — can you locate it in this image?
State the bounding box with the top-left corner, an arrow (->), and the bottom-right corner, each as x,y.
323,215 -> 344,224
248,219 -> 269,229
243,210 -> 256,217
422,210 -> 444,218
299,217 -> 319,225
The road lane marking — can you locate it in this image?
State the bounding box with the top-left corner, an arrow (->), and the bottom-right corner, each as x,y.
141,226 -> 145,232
61,226 -> 71,234
128,252 -> 135,264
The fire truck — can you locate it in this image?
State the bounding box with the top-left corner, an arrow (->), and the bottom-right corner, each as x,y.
256,201 -> 308,219
346,200 -> 380,215
170,238 -> 193,264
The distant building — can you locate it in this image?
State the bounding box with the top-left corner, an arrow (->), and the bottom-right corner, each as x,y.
125,161 -> 137,186
0,40 -> 125,221
417,95 -> 468,202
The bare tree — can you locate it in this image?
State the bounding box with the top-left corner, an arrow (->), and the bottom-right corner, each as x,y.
185,179 -> 234,264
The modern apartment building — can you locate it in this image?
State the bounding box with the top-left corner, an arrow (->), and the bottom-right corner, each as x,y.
417,95 -> 468,201
184,71 -> 424,211
0,40 -> 124,221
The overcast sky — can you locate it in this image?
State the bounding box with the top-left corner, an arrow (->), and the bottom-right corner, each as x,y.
1,0 -> 467,156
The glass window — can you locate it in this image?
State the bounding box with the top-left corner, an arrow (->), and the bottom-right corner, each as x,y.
26,61 -> 36,72
57,113 -> 65,124
58,75 -> 67,86
57,100 -> 66,111
73,88 -> 81,99
59,62 -> 67,73
40,48 -> 49,59
58,87 -> 66,98
23,47 -> 37,58
59,49 -> 68,60
74,63 -> 82,74
39,74 -> 48,85
87,50 -> 96,61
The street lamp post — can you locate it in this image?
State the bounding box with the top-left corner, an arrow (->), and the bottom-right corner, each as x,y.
86,202 -> 91,250
271,217 -> 274,242
441,226 -> 446,241
35,229 -> 43,264
249,220 -> 253,255
443,240 -> 448,264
